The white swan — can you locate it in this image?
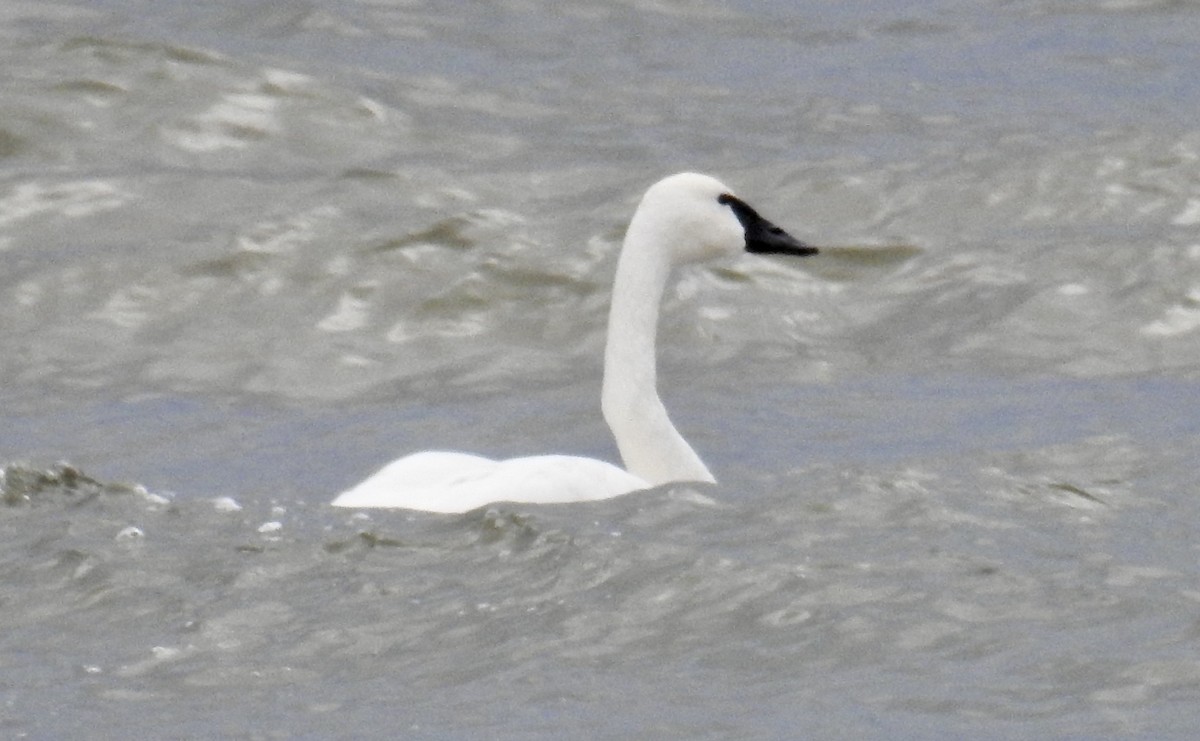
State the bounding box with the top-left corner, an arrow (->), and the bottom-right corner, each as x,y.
332,172 -> 818,513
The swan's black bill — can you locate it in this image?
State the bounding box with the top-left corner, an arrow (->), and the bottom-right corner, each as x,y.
719,193 -> 819,257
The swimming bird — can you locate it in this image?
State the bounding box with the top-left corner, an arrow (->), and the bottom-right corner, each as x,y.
332,172 -> 818,513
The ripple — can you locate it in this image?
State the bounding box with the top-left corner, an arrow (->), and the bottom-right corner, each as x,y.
166,91 -> 282,152
0,180 -> 130,228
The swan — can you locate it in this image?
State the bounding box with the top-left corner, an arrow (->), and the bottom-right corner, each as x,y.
332,172 -> 818,513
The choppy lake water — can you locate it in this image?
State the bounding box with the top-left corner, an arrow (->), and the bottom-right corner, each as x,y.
3,1 -> 1199,738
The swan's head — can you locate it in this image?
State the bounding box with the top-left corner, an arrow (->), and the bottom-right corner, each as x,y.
630,172 -> 818,265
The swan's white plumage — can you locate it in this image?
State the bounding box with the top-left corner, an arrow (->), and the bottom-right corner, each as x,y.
332,451 -> 648,514
332,172 -> 815,513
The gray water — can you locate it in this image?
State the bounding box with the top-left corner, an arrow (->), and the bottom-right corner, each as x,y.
3,1 -> 1200,738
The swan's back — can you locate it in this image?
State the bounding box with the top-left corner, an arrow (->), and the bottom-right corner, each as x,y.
331,451 -> 649,514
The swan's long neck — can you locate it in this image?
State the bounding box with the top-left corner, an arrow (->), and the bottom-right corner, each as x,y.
601,209 -> 716,486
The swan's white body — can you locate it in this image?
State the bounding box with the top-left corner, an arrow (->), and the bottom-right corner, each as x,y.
332,172 -> 816,513
331,452 -> 647,514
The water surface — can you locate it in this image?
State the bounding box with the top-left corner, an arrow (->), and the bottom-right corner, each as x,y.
3,0 -> 1199,738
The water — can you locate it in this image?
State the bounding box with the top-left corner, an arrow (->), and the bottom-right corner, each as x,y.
3,0 -> 1199,737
